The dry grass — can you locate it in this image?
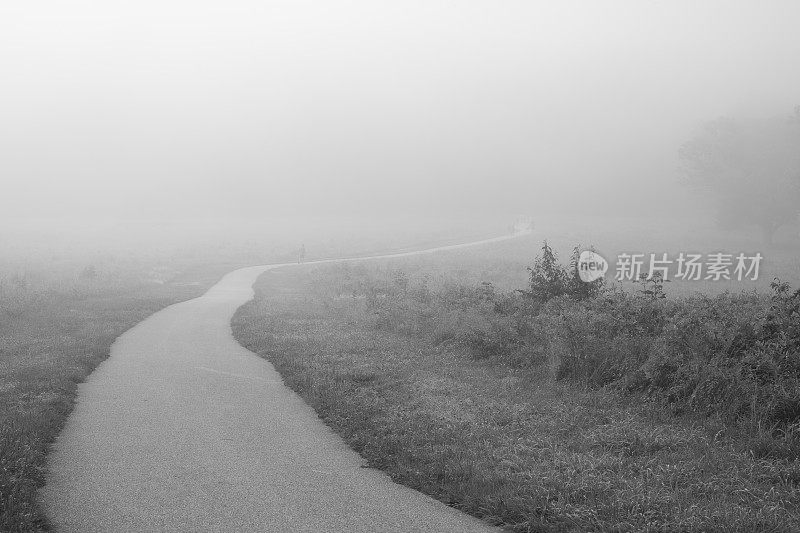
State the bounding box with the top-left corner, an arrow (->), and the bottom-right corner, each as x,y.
233,265 -> 800,532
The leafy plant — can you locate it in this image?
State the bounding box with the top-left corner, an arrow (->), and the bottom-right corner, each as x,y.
566,245 -> 606,300
520,241 -> 567,303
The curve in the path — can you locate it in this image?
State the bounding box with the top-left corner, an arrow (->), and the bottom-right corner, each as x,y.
42,231 -> 529,532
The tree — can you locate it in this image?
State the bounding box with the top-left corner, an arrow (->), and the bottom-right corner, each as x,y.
679,109 -> 800,244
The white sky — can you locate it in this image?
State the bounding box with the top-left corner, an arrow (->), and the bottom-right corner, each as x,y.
1,1 -> 798,220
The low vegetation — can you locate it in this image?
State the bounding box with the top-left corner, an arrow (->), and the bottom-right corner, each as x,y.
233,242 -> 800,532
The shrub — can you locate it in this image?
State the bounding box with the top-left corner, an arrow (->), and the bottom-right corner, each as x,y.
521,241 -> 567,303
539,291 -> 668,387
565,245 -> 606,300
545,276 -> 800,436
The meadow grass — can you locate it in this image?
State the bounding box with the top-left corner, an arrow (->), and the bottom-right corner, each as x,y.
233,264 -> 800,532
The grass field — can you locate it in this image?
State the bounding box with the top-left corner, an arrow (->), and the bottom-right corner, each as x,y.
232,247 -> 800,532
2,214 -> 798,531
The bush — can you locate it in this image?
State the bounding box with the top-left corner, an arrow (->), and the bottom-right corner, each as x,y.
538,290 -> 669,386
521,242 -> 606,303
545,277 -> 800,435
521,241 -> 567,303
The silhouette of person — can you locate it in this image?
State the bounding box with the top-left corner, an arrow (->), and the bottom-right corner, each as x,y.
298,244 -> 306,264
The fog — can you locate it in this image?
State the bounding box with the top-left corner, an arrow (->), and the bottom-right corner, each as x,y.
2,0 -> 798,226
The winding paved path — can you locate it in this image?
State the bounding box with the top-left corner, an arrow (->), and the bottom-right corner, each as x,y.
42,232 -> 528,532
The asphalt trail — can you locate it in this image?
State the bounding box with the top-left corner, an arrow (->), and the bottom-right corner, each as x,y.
42,232 -> 528,532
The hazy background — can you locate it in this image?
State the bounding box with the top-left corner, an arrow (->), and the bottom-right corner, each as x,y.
2,0 -> 798,223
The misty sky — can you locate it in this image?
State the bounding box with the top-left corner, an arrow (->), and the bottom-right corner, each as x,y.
1,1 -> 798,221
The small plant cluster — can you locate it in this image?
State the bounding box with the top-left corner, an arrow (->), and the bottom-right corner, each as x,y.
521,241 -> 606,302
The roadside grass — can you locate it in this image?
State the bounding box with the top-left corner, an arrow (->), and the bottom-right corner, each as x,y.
0,262 -> 241,532
233,265 -> 800,533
